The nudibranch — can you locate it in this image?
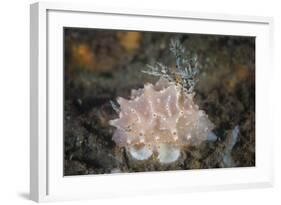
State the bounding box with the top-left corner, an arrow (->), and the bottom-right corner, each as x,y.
109,77 -> 214,164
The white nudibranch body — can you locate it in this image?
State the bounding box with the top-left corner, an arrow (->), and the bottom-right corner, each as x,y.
109,77 -> 214,164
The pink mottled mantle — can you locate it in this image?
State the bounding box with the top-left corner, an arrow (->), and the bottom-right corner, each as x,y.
109,77 -> 214,155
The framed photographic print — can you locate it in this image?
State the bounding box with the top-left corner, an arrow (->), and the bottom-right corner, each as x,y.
30,2 -> 274,202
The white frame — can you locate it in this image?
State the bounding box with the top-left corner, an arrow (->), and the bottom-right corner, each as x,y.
30,2 -> 274,202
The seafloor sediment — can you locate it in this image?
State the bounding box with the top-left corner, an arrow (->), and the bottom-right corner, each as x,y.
63,29 -> 255,175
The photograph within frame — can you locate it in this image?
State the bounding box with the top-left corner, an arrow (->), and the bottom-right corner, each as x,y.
63,28 -> 255,176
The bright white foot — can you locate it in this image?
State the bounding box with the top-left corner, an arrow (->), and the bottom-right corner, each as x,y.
129,145 -> 153,160
157,143 -> 180,164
